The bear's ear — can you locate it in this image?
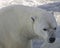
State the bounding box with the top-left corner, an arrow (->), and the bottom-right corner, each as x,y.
31,16 -> 37,22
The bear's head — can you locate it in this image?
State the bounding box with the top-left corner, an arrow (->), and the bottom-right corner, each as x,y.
31,11 -> 57,43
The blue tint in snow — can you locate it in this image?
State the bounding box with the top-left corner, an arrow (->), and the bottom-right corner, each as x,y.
38,2 -> 60,12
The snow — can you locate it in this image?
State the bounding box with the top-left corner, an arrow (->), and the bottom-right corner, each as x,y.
38,2 -> 60,12
0,0 -> 58,7
0,0 -> 60,48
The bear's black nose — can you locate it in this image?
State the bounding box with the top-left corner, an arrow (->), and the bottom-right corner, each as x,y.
49,37 -> 55,43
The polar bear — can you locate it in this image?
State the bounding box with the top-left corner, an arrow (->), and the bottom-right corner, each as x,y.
0,5 -> 57,48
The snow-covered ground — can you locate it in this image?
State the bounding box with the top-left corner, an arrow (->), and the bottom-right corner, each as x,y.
0,0 -> 60,48
0,0 -> 59,7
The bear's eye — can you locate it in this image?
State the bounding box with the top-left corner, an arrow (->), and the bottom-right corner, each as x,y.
43,28 -> 47,31
53,27 -> 56,30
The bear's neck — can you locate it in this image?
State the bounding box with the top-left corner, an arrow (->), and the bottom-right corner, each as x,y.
12,34 -> 31,48
10,32 -> 31,48
19,36 -> 31,48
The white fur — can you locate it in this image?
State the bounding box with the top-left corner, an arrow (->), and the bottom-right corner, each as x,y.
0,5 -> 57,48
